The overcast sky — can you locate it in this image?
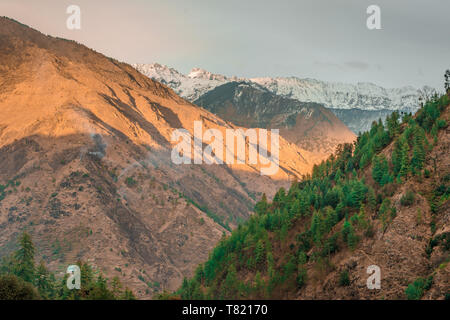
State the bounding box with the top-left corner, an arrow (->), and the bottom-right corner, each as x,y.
1,0 -> 449,89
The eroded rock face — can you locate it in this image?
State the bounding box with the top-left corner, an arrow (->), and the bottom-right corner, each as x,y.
194,81 -> 356,159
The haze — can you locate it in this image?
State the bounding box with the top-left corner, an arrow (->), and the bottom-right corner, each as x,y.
1,0 -> 449,89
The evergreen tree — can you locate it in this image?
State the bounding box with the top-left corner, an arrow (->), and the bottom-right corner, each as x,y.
341,219 -> 358,249
121,288 -> 136,300
399,140 -> 410,179
299,196 -> 309,216
310,211 -> 323,244
445,69 -> 450,94
35,261 -> 55,299
110,276 -> 123,298
387,111 -> 400,138
372,155 -> 390,185
411,128 -> 426,174
13,232 -> 35,283
367,186 -> 377,210
334,168 -> 342,182
255,193 -> 268,215
254,240 -> 265,268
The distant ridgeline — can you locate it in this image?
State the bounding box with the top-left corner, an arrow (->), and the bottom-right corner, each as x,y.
159,92 -> 449,300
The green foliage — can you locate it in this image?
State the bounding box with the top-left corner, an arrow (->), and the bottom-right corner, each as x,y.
378,198 -> 396,231
341,220 -> 358,250
13,232 -> 35,283
338,270 -> 350,287
296,268 -> 307,289
405,276 -> 433,300
125,176 -> 137,187
372,155 -> 391,186
170,92 -> 449,300
0,274 -> 40,300
400,191 -> 415,206
0,233 -> 135,300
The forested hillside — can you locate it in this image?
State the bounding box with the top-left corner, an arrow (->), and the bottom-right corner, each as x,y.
163,90 -> 450,300
0,232 -> 136,300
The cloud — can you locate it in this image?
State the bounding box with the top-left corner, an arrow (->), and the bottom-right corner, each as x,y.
344,61 -> 369,70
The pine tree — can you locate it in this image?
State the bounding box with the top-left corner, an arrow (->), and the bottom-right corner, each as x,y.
255,193 -> 268,215
387,111 -> 400,138
334,168 -> 342,182
35,260 -> 55,299
223,265 -> 238,299
254,240 -> 265,268
399,142 -> 410,179
411,129 -> 426,174
121,288 -> 136,300
372,155 -> 390,185
367,186 -> 377,210
445,69 -> 450,94
299,196 -> 309,216
310,211 -> 323,244
110,276 -> 123,298
90,274 -> 115,300
341,220 -> 352,243
13,232 -> 35,283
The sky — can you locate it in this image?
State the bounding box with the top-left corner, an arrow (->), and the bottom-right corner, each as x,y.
1,0 -> 449,89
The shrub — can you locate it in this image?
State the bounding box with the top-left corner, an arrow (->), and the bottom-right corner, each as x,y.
125,177 -> 137,187
0,274 -> 40,300
296,268 -> 307,289
338,270 -> 350,287
400,191 -> 415,206
405,276 -> 433,300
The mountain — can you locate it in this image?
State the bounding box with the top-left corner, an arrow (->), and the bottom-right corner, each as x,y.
133,63 -> 235,101
193,81 -> 356,159
329,108 -> 398,134
0,17 -> 316,298
251,77 -> 435,112
168,92 -> 450,300
135,63 -> 436,133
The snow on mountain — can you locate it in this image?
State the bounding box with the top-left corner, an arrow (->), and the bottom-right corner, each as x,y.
133,63 -> 436,112
133,63 -> 233,101
250,77 -> 435,112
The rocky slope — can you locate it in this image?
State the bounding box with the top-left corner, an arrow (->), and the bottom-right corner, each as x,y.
0,17 -> 316,298
170,93 -> 449,300
194,81 -> 356,159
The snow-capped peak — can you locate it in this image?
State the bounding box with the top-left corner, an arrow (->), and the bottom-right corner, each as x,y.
187,68 -> 228,81
133,63 -> 231,101
133,63 -> 436,111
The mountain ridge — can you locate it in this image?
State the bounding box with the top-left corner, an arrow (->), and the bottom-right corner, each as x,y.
166,92 -> 450,300
134,63 -> 436,112
193,81 -> 356,158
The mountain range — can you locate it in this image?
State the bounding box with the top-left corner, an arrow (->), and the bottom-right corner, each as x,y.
134,63 -> 436,133
193,81 -> 355,158
1,16 -> 446,301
